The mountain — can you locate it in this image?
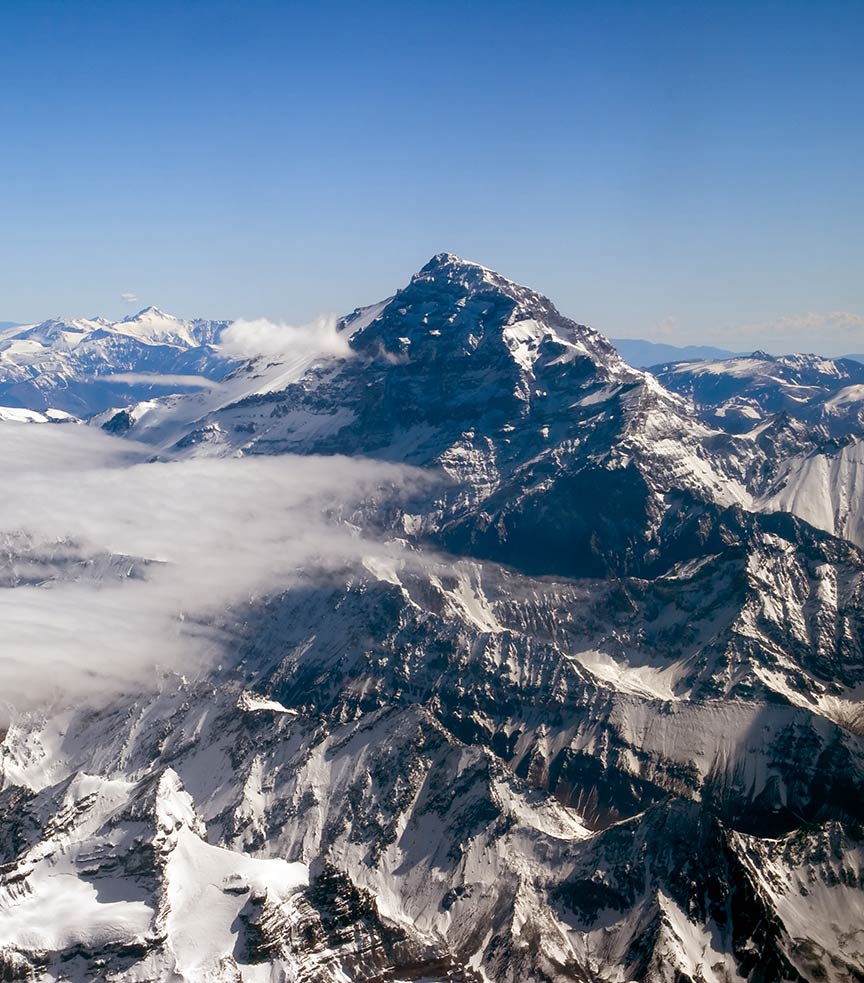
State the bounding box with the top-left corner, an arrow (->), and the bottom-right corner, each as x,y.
0,307 -> 236,416
105,254 -> 767,578
0,406 -> 77,424
653,352 -> 864,550
2,256 -> 864,982
611,338 -> 738,367
655,351 -> 864,436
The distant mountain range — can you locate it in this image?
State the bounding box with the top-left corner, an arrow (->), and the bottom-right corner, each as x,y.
0,307 -> 234,415
612,336 -> 864,368
0,320 -> 864,388
610,338 -> 739,366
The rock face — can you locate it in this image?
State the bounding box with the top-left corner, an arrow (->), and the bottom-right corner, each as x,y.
1,256 -> 864,982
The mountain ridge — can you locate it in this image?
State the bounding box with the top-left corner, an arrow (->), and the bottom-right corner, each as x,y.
1,256 -> 863,982
0,308 -> 235,415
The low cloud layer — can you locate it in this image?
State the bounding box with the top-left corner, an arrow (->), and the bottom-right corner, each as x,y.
218,315 -> 352,362
105,372 -> 217,388
0,423 -> 425,716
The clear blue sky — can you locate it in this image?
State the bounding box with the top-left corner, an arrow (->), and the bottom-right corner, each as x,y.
1,0 -> 863,352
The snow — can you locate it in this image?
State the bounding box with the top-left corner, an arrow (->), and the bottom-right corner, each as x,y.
825,383 -> 864,409
666,353 -> 849,381
1,258 -> 863,982
714,402 -> 762,419
0,406 -> 77,424
165,825 -> 307,977
666,356 -> 777,379
502,318 -> 590,374
656,892 -> 745,983
735,828 -> 864,983
0,860 -> 155,952
572,649 -> 686,701
574,384 -> 623,407
116,307 -> 202,347
758,438 -> 864,547
439,568 -> 503,633
103,340 -> 354,452
237,691 -> 297,714
343,299 -> 391,340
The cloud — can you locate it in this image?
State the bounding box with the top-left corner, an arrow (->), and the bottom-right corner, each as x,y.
638,310 -> 864,356
120,292 -> 139,304
0,423 -> 429,716
104,372 -> 217,389
727,311 -> 864,355
651,316 -> 678,339
218,315 -> 352,362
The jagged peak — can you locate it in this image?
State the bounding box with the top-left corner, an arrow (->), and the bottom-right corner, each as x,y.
343,255 -> 635,387
417,252 -> 489,274
123,305 -> 176,322
399,253 -> 563,322
412,252 -> 520,293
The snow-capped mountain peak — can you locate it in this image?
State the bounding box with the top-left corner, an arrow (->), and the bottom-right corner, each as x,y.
3,256 -> 864,983
347,253 -> 629,382
656,348 -> 864,436
0,309 -> 234,415
114,306 -> 202,347
122,304 -> 172,321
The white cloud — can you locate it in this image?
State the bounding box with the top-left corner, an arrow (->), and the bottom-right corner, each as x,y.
120,292 -> 138,304
637,310 -> 864,356
218,315 -> 352,362
651,316 -> 678,339
728,311 -> 864,356
0,423 -> 429,716
105,372 -> 217,388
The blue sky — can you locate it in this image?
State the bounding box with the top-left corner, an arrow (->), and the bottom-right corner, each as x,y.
1,0 -> 862,353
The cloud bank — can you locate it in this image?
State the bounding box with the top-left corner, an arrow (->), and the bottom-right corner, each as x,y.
730,311 -> 864,356
0,423 -> 425,716
218,315 -> 352,362
105,372 -> 217,388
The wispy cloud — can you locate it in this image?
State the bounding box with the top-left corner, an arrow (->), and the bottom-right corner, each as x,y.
218,315 -> 351,362
120,291 -> 138,304
650,316 -> 679,339
638,310 -> 864,356
727,311 -> 864,355
0,424 -> 428,715
104,372 -> 217,389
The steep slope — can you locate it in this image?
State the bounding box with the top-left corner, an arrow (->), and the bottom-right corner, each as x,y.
0,307 -> 234,415
758,434 -> 864,549
1,521 -> 863,982
2,257 -> 864,982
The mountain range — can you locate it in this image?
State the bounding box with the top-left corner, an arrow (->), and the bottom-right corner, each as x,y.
1,255 -> 863,982
611,338 -> 864,370
0,307 -> 234,416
